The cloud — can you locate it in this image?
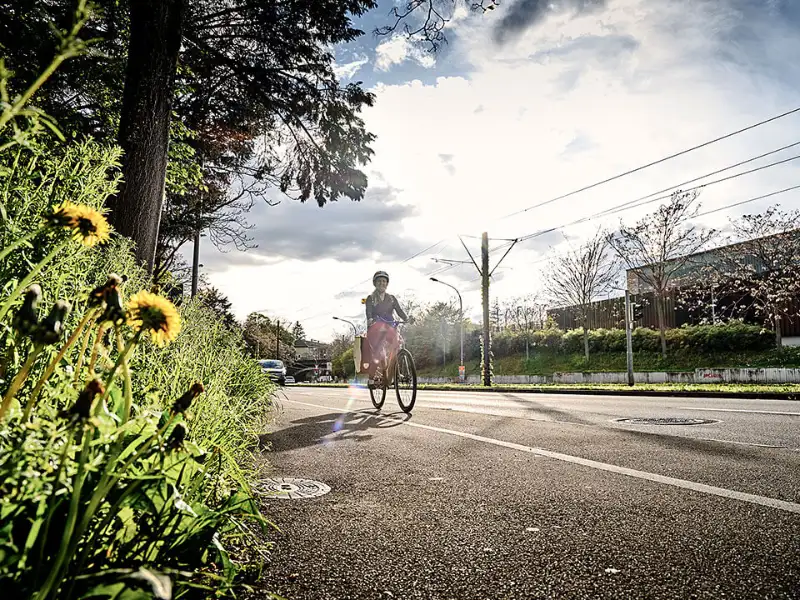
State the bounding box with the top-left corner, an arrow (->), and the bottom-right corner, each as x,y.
205,0 -> 800,342
493,0 -> 607,45
438,153 -> 456,175
199,184 -> 423,271
334,54 -> 369,80
375,35 -> 436,71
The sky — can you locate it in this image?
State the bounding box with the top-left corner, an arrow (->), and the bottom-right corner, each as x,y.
191,0 -> 800,343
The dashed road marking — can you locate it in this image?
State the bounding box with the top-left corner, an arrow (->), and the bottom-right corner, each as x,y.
678,406 -> 800,416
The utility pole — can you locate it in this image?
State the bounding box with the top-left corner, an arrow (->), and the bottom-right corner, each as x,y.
481,232 -> 491,386
625,290 -> 634,387
191,229 -> 200,297
276,320 -> 280,360
435,232 -> 517,387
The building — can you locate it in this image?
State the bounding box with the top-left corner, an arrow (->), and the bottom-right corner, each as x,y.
294,339 -> 325,360
549,229 -> 800,341
626,229 -> 800,294
291,339 -> 332,381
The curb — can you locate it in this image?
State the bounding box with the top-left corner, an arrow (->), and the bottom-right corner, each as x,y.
291,384 -> 800,401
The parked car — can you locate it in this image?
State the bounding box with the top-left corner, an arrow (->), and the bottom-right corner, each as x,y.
258,359 -> 286,385
285,376 -> 295,384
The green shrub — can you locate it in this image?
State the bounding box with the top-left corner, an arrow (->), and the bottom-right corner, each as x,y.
332,347 -> 355,379
0,18 -> 274,598
473,321 -> 770,358
530,327 -> 563,349
666,321 -> 772,352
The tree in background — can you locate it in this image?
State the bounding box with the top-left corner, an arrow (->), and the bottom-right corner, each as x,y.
545,230 -> 619,361
402,301 -> 462,368
711,206 -> 800,349
242,313 -> 295,361
607,190 -> 716,358
196,286 -> 238,331
0,0 -> 377,273
376,0 -> 499,49
500,294 -> 549,332
291,321 -> 306,343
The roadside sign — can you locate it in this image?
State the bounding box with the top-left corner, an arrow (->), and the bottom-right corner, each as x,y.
458,365 -> 465,382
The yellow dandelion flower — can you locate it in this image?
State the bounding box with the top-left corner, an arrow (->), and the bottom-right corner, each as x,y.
46,201 -> 111,247
127,291 -> 181,346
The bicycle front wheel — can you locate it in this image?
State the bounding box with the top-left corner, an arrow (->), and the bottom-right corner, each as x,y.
394,348 -> 417,413
370,384 -> 386,409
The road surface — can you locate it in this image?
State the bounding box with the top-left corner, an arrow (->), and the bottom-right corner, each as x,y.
254,386 -> 800,599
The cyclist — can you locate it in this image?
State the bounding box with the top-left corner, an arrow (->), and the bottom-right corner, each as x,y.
365,271 -> 411,385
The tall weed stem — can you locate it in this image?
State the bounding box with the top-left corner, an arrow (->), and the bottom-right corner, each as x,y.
0,344 -> 42,419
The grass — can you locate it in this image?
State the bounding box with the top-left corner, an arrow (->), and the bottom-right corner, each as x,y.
415,348 -> 800,378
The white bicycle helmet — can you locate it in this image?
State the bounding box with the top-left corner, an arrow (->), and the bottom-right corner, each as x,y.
373,270 -> 389,285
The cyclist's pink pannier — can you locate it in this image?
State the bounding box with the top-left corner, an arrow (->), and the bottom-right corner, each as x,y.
354,336 -> 370,374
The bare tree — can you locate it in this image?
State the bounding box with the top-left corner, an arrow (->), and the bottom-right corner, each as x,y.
607,190 -> 716,357
545,229 -> 619,361
711,206 -> 800,349
502,294 -> 548,331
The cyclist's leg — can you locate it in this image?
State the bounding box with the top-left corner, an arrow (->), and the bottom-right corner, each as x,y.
366,323 -> 388,383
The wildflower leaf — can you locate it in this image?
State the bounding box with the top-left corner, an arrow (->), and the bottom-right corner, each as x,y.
211,532 -> 236,581
108,384 -> 125,421
116,506 -> 138,544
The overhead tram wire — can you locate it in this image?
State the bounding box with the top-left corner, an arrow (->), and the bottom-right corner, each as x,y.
465,184 -> 800,284
487,144 -> 800,273
315,107 -> 800,321
498,106 -> 800,221
494,184 -> 800,279
514,148 -> 800,244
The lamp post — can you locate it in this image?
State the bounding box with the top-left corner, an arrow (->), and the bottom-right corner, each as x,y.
332,316 -> 358,337
430,277 -> 464,382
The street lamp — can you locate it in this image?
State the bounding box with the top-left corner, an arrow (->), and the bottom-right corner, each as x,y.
430,277 -> 464,382
332,316 -> 358,337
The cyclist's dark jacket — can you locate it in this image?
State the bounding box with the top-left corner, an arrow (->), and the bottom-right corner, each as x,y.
365,293 -> 408,323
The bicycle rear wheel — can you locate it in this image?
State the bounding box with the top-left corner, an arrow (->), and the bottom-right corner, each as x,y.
394,348 -> 417,413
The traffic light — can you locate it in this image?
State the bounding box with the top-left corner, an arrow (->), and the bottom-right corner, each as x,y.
632,303 -> 644,321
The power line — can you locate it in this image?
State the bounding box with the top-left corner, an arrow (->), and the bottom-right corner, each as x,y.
516,150 -> 800,244
499,106 -> 800,221
304,109 -> 800,324
572,140 -> 800,222
493,183 -> 800,280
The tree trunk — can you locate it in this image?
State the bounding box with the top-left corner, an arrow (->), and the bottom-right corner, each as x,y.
109,0 -> 185,274
775,313 -> 783,350
655,294 -> 667,358
582,325 -> 589,362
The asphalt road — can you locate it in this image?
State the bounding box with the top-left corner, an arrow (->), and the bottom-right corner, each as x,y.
254,387 -> 800,600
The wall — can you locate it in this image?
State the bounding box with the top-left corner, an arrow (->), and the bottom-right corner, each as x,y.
417,368 -> 800,385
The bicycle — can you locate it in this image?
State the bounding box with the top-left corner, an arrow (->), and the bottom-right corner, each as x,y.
367,319 -> 417,413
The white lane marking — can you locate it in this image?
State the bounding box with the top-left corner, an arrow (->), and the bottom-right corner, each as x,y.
678,407 -> 800,416
285,398 -> 800,515
696,438 -> 790,449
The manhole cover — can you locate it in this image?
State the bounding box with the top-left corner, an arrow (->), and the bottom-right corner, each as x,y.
615,417 -> 717,426
254,477 -> 331,499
